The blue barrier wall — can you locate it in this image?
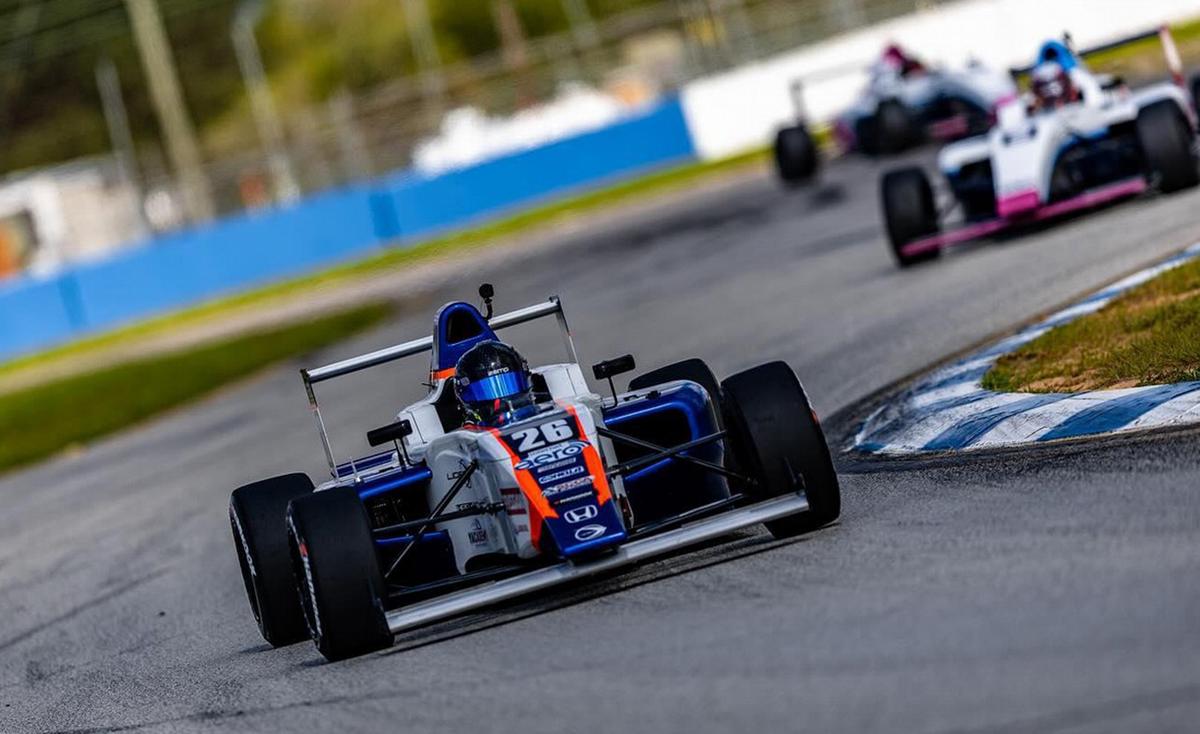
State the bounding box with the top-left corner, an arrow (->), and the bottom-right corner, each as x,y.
378,99 -> 694,240
0,274 -> 84,358
0,98 -> 695,361
71,185 -> 382,328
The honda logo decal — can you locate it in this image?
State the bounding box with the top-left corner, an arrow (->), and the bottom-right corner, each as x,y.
564,505 -> 599,524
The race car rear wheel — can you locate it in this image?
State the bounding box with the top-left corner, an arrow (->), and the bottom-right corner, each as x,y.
874,99 -> 919,154
773,124 -> 819,184
287,487 -> 393,661
881,167 -> 941,267
1137,100 -> 1200,193
721,361 -> 840,538
229,473 -> 313,647
629,358 -> 723,428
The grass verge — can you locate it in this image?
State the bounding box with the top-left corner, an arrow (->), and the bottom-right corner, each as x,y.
0,301 -> 391,474
0,147 -> 770,382
983,257 -> 1200,393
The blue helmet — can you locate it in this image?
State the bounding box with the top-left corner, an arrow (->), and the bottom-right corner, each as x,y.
453,340 -> 535,425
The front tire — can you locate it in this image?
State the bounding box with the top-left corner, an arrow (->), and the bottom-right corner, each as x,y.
773,124 -> 819,184
881,167 -> 941,267
287,487 -> 393,661
1137,100 -> 1199,193
1189,73 -> 1200,120
229,473 -> 313,647
721,361 -> 840,538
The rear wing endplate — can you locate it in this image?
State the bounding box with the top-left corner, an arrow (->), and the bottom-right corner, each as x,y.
1009,26 -> 1183,85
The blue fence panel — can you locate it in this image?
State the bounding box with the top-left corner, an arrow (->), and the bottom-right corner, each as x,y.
0,273 -> 83,358
0,97 -> 696,361
70,186 -> 382,329
381,98 -> 695,239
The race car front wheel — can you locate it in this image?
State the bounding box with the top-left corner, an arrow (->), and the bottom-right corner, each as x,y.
287,487 -> 393,661
881,167 -> 940,267
229,473 -> 314,647
1190,74 -> 1200,120
1137,100 -> 1200,193
721,361 -> 840,538
773,124 -> 819,184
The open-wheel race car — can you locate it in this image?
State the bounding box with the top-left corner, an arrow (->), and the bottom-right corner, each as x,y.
230,287 -> 840,661
881,27 -> 1200,267
774,44 -> 1015,184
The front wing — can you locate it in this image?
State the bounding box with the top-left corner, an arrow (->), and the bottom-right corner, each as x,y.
383,492 -> 808,636
899,177 -> 1148,260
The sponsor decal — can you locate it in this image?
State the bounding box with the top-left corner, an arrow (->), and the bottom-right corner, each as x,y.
499,487 -> 526,515
549,491 -> 593,505
514,440 -> 588,470
542,476 -> 594,496
530,457 -> 580,475
573,524 -> 607,541
539,465 -> 586,484
446,458 -> 474,485
467,519 -> 488,546
563,505 -> 598,524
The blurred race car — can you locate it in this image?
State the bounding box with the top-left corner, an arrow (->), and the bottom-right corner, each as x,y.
881,28 -> 1200,267
230,287 -> 840,660
774,44 -> 1015,183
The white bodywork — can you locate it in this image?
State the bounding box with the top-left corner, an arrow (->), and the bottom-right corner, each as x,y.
840,62 -> 1015,127
938,67 -> 1192,208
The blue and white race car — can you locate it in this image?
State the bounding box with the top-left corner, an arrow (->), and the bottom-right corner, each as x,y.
774,44 -> 1015,183
881,28 -> 1200,267
230,287 -> 840,660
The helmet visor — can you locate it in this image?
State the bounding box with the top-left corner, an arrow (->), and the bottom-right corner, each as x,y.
459,371 -> 528,405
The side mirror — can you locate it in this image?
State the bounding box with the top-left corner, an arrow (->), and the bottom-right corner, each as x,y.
367,419 -> 413,448
479,283 -> 494,320
592,355 -> 636,380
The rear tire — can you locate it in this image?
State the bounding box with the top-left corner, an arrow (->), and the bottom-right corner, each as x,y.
881,167 -> 941,267
773,124 -> 819,184
287,488 -> 393,661
1137,100 -> 1199,193
229,473 -> 313,647
721,361 -> 840,538
875,99 -> 919,154
1190,73 -> 1200,120
630,358 -> 722,428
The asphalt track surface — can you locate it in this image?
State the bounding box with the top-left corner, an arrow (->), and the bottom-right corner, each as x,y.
4,151 -> 1200,733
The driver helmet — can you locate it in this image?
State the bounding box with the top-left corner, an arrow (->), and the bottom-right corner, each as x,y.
880,44 -> 923,77
1031,61 -> 1076,109
454,340 -> 537,426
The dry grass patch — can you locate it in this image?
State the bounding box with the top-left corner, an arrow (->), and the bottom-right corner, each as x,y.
983,257 -> 1200,393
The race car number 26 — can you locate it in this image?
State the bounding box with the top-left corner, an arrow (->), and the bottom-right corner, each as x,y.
511,419 -> 574,452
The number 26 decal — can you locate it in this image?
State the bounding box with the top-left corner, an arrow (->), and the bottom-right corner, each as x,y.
512,419 -> 573,451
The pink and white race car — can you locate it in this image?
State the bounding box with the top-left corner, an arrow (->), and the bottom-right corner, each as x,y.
880,28 -> 1200,267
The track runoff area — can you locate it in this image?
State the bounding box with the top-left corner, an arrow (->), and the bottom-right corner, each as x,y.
5,136 -> 1200,731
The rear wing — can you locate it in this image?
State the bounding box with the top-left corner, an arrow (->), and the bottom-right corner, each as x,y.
302,297 -> 579,475
1009,26 -> 1185,87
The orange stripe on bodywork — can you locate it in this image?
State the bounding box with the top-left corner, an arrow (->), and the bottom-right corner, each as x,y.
430,367 -> 456,381
486,427 -> 558,551
560,404 -> 613,506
